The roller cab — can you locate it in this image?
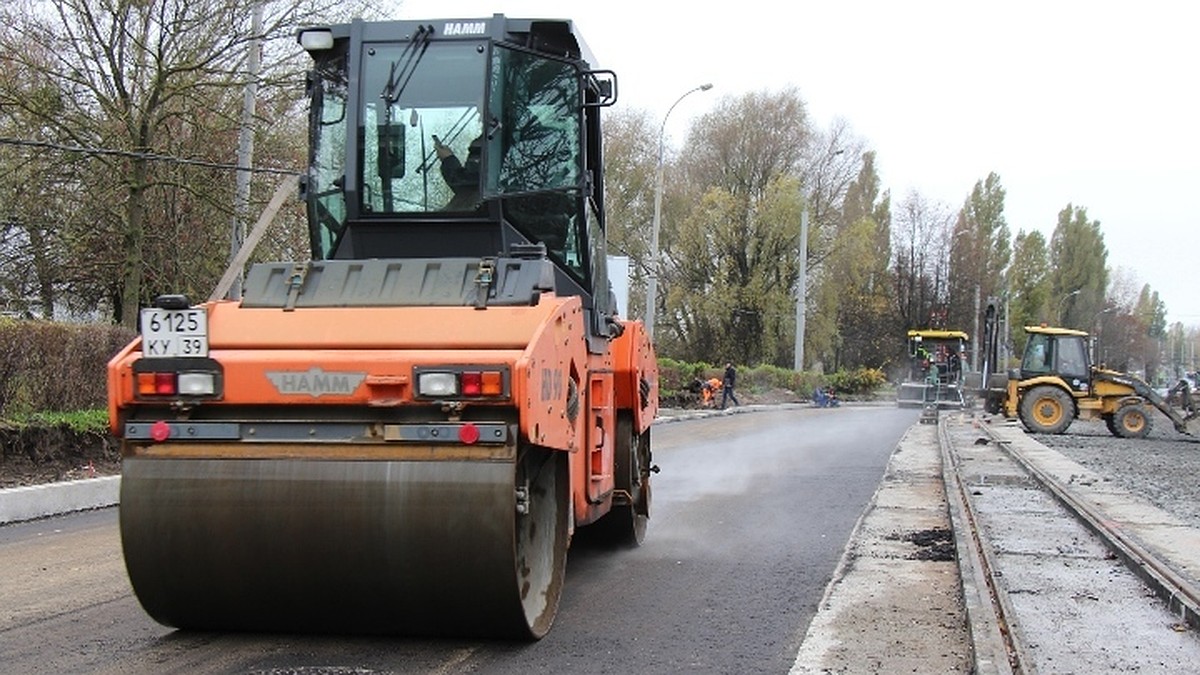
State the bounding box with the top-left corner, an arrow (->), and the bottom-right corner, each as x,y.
107,15 -> 657,639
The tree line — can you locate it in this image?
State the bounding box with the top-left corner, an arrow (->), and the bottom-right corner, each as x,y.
0,1 -> 1192,384
605,90 -> 1187,384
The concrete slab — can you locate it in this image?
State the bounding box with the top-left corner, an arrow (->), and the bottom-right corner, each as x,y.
791,422 -> 971,674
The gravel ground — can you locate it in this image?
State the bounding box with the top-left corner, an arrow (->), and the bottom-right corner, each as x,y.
1032,411 -> 1200,529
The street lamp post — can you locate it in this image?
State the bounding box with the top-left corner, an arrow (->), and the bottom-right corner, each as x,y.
1057,288 -> 1081,325
644,83 -> 713,341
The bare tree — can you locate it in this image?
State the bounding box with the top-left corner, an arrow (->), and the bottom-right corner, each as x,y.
893,189 -> 954,328
0,0 -> 343,326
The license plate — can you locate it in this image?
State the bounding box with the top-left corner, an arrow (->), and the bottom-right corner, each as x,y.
140,307 -> 209,358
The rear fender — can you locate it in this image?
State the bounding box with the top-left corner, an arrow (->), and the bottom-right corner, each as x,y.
514,297 -> 589,453
610,319 -> 658,434
107,336 -> 145,434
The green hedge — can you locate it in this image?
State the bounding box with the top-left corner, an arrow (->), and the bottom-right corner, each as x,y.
827,367 -> 888,396
0,319 -> 887,417
0,318 -> 135,417
658,357 -> 886,401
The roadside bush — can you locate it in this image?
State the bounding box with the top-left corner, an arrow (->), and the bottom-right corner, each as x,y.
656,357 -> 705,397
827,367 -> 888,397
792,370 -> 828,399
0,318 -> 135,417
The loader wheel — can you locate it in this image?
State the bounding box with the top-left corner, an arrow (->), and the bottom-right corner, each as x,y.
1019,385 -> 1075,434
1111,403 -> 1152,439
589,413 -> 651,547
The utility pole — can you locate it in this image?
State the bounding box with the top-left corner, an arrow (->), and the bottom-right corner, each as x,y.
794,208 -> 809,371
229,3 -> 263,300
972,285 -> 981,372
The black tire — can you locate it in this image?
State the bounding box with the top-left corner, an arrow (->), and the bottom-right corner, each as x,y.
588,413 -> 651,547
1111,403 -> 1152,439
514,445 -> 570,639
1018,385 -> 1075,434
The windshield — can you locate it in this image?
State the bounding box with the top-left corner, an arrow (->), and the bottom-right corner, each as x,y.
487,46 -> 581,196
308,46 -> 349,257
360,40 -> 487,215
1023,333 -> 1053,374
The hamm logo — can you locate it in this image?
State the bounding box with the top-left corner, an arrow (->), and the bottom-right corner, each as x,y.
266,368 -> 366,397
443,21 -> 486,36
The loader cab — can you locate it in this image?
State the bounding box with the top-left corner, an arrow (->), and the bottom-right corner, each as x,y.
298,17 -> 618,347
1020,327 -> 1091,393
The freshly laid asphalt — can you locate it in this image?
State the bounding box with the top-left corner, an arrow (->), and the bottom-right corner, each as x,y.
7,403 -> 1200,674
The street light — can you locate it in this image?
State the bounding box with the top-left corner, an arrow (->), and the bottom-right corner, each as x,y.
1057,289 -> 1081,325
644,82 -> 713,341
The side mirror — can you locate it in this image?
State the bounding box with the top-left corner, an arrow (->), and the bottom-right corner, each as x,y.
582,69 -> 617,108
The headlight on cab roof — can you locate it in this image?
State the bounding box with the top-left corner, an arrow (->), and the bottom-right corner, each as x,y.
298,28 -> 334,51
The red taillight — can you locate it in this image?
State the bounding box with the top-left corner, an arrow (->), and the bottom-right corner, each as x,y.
137,371 -> 178,395
155,372 -> 177,395
461,371 -> 483,396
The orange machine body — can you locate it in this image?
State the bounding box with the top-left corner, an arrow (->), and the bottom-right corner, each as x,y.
110,15 -> 657,639
108,292 -> 657,529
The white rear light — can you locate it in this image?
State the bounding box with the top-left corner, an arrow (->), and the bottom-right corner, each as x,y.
418,372 -> 458,397
177,372 -> 216,395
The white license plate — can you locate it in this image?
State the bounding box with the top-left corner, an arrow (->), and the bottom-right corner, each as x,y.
140,307 -> 209,358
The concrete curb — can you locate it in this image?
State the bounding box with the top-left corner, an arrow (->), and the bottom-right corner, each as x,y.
0,475 -> 120,525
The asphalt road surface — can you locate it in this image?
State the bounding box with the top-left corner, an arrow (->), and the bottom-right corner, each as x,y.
0,405 -> 918,674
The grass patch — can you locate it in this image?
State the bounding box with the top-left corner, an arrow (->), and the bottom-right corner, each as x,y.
5,409 -> 110,433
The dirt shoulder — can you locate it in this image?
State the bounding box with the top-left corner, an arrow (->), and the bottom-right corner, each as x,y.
0,424 -> 121,489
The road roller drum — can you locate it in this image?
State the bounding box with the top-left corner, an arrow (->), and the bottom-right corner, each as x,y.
120,446 -> 567,638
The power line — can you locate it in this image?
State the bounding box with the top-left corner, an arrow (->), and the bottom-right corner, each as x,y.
0,136 -> 300,176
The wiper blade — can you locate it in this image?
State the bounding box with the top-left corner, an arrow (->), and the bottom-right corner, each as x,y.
381,24 -> 434,105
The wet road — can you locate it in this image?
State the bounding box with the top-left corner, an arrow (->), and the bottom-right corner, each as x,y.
0,405 -> 917,674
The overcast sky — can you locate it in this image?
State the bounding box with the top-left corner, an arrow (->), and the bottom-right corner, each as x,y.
393,0 -> 1200,326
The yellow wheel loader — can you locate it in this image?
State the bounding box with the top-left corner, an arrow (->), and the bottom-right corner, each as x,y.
982,325 -> 1196,438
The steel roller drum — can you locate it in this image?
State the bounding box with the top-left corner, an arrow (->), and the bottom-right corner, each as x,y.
119,449 -> 567,638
